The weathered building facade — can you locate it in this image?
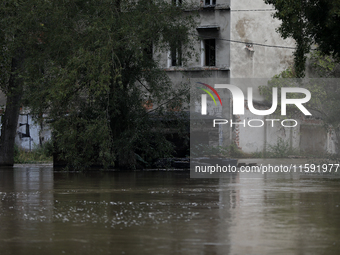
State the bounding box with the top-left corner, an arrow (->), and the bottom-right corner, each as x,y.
2,0 -> 336,155
165,0 -> 336,155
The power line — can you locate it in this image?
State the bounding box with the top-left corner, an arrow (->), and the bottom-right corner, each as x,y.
219,38 -> 317,51
230,9 -> 275,12
199,36 -> 297,50
221,38 -> 297,50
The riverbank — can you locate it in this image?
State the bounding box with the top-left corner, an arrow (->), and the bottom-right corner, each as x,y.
11,157 -> 340,176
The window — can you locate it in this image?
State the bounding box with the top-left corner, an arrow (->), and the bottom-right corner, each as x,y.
202,39 -> 216,66
143,42 -> 153,61
169,42 -> 182,67
205,0 -> 216,6
172,0 -> 182,6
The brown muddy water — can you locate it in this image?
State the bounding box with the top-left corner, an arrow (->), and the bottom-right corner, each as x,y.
1,165 -> 340,255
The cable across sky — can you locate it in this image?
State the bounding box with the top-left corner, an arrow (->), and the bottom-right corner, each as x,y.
199,36 -> 297,50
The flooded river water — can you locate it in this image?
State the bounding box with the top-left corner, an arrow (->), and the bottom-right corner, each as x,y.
1,165 -> 340,254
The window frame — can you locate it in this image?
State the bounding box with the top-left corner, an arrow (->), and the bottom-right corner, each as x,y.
168,41 -> 183,67
201,39 -> 216,67
204,0 -> 216,7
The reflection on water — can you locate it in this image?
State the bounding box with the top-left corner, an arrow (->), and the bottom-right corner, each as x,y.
1,166 -> 340,254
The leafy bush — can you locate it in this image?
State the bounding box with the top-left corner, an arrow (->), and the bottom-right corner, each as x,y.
14,141 -> 53,164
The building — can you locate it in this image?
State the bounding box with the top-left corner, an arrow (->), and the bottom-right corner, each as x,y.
162,0 -> 336,156
1,0 -> 336,156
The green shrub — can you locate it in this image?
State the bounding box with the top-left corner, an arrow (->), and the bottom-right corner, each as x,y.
14,141 -> 53,164
267,137 -> 291,158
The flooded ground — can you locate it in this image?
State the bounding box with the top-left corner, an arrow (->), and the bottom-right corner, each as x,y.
1,165 -> 340,254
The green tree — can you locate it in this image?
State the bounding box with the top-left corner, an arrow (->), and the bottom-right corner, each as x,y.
0,1 -> 40,166
1,0 -> 197,169
265,0 -> 340,77
264,0 -> 340,154
259,51 -> 340,153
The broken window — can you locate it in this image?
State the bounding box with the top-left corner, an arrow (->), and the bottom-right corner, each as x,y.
205,0 -> 216,6
203,39 -> 216,66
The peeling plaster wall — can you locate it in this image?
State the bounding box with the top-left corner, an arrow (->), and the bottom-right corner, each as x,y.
230,0 -> 295,78
161,0 -> 305,154
229,0 -> 299,154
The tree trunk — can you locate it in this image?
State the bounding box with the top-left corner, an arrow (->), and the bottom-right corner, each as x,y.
0,52 -> 24,166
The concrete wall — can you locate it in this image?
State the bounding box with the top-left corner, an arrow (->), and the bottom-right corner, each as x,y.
164,0 -> 335,155
229,0 -> 295,78
157,0 -> 231,71
236,110 -> 300,155
226,0 -> 335,155
0,114 -> 50,151
299,119 -> 337,155
15,114 -> 52,151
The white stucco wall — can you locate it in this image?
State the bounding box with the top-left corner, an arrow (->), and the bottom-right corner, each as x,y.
236,110 -> 300,154
230,0 -> 295,78
228,0 -> 301,153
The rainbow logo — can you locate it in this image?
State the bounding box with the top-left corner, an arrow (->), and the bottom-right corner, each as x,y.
196,82 -> 222,106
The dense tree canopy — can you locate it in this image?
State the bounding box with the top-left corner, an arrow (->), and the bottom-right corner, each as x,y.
263,0 -> 340,154
0,0 -> 198,169
265,0 -> 340,77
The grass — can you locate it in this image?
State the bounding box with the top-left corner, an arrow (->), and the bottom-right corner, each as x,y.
14,142 -> 53,164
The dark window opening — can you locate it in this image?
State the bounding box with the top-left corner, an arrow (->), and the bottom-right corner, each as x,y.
171,42 -> 182,66
143,42 -> 153,60
205,0 -> 216,6
204,39 -> 215,66
172,0 -> 182,6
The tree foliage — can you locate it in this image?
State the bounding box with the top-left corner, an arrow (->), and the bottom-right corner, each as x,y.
265,0 -> 340,77
0,1 -> 36,165
260,51 -> 340,111
1,0 -> 198,169
259,51 -> 340,153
